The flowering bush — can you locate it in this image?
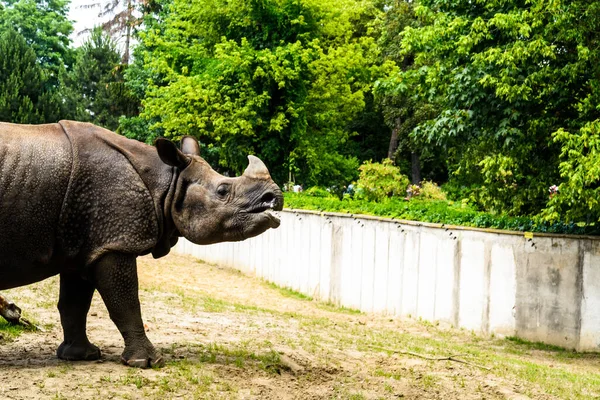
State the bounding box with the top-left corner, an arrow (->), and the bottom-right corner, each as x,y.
406,184 -> 421,199
420,180 -> 447,200
355,159 -> 409,202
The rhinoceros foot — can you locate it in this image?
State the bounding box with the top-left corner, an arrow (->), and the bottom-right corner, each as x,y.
57,340 -> 101,361
120,343 -> 164,368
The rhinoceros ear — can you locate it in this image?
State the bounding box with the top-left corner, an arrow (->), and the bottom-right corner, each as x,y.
181,136 -> 201,156
155,138 -> 191,168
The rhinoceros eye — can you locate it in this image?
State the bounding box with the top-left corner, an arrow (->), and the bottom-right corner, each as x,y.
216,184 -> 230,198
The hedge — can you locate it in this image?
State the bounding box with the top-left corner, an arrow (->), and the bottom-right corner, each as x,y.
283,193 -> 599,236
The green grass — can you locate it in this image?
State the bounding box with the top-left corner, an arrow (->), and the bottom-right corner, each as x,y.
342,321 -> 600,399
504,336 -> 572,353
265,282 -> 312,301
0,319 -> 36,342
263,281 -> 361,315
81,342 -> 280,398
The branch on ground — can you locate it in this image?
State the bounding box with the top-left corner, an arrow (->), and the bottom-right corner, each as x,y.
370,345 -> 492,371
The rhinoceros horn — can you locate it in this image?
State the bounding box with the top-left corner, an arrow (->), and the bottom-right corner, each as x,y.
243,155 -> 271,179
181,136 -> 201,156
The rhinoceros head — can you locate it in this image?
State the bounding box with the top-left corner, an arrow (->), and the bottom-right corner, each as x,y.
156,136 -> 283,244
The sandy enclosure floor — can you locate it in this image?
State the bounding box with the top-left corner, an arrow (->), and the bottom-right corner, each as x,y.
0,253 -> 598,399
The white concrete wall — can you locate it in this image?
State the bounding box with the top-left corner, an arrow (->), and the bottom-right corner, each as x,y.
173,210 -> 600,352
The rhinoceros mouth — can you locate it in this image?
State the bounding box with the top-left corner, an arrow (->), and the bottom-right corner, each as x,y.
246,199 -> 281,228
248,199 -> 276,214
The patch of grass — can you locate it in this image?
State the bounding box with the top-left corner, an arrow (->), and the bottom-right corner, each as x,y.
118,369 -> 155,390
265,282 -> 312,301
317,302 -> 361,315
58,363 -> 74,374
374,368 -> 402,381
0,320 -> 30,342
168,341 -> 282,373
420,374 -> 438,389
504,336 -> 570,353
383,383 -> 394,393
262,280 -> 362,315
325,315 -> 600,399
144,284 -> 272,316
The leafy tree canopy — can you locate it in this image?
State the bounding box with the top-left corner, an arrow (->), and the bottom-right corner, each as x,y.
68,28 -> 139,130
125,0 -> 393,186
391,0 -> 600,221
0,0 -> 75,82
0,29 -> 76,123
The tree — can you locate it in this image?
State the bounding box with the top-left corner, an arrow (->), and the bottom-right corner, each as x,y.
393,0 -> 600,219
373,0 -> 444,184
125,0 -> 389,187
77,0 -> 144,64
0,0 -> 75,85
0,29 -> 73,123
68,28 -> 139,130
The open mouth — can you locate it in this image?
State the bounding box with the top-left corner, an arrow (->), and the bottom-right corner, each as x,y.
248,199 -> 281,227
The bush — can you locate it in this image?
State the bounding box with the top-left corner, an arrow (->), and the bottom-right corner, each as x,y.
355,159 -> 409,202
303,186 -> 335,198
283,192 -> 599,235
420,180 -> 447,201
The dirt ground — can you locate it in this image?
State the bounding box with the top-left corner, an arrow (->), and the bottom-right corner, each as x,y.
0,253 -> 599,399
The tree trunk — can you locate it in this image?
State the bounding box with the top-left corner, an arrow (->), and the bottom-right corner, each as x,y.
387,117 -> 401,161
411,152 -> 421,184
122,0 -> 132,64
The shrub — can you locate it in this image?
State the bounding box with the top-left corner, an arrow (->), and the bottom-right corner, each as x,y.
303,186 -> 335,198
355,159 -> 409,202
283,192 -> 599,235
420,180 -> 447,201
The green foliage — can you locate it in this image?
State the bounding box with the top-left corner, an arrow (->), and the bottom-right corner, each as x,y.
0,29 -> 74,123
0,0 -> 87,123
544,122 -> 600,223
302,186 -> 335,198
393,0 -> 600,220
126,0 -> 388,185
284,192 -> 599,235
114,0 -> 600,227
355,159 -> 409,202
373,0 -> 443,180
419,180 -> 446,201
0,0 -> 75,84
68,28 -> 139,130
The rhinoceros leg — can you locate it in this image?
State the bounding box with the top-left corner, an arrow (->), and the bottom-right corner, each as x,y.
57,273 -> 101,361
92,253 -> 163,368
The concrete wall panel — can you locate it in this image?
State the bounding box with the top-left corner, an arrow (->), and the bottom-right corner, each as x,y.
514,238 -> 581,348
580,241 -> 600,351
458,238 -> 486,331
489,243 -> 517,335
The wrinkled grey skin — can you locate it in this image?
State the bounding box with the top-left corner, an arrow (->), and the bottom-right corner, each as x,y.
0,120 -> 283,368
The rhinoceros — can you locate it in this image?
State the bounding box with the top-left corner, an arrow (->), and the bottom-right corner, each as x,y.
0,120 -> 283,367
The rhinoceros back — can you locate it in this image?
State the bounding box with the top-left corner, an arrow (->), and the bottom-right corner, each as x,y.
0,122 -> 72,285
